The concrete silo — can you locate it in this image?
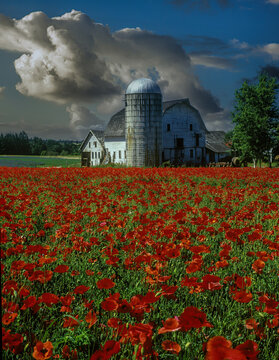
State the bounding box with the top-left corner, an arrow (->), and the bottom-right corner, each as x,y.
125,78 -> 162,167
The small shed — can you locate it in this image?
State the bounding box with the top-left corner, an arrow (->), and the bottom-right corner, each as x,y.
205,131 -> 230,163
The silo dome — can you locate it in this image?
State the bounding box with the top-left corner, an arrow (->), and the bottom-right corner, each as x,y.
126,78 -> 161,95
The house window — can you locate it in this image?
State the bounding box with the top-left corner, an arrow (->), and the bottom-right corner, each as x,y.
119,150 -> 121,159
89,142 -> 91,148
113,152 -> 116,161
190,124 -> 193,131
176,138 -> 184,148
190,149 -> 193,158
95,152 -> 97,159
124,150 -> 126,159
94,141 -> 97,147
167,124 -> 170,132
98,152 -> 100,159
92,152 -> 94,159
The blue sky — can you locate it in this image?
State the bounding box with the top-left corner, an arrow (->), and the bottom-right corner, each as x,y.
0,0 -> 278,139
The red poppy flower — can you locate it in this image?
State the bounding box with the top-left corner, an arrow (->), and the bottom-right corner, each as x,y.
11,260 -> 26,271
2,280 -> 18,295
90,350 -> 106,360
128,323 -> 153,347
235,340 -> 260,359
232,291 -> 253,303
2,328 -> 23,354
201,275 -> 222,291
2,312 -> 18,325
103,340 -> 121,357
33,341 -> 53,360
158,317 -> 181,334
19,287 -> 30,297
235,276 -> 252,289
54,265 -> 69,273
74,285 -> 90,294
60,295 -> 74,306
38,257 -> 57,265
179,306 -> 213,331
86,270 -> 95,276
245,318 -> 259,330
96,278 -> 115,289
252,259 -> 265,274
29,270 -> 53,284
85,310 -> 97,328
107,317 -> 122,328
63,315 -> 80,328
162,340 -> 181,355
101,299 -> 118,311
117,299 -> 132,313
205,336 -> 246,360
39,293 -> 60,307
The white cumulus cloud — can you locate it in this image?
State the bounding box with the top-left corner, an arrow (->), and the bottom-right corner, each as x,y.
261,43 -> 279,60
0,10 -> 223,118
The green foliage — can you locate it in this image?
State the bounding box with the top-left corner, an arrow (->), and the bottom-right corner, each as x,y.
232,73 -> 279,166
0,132 -> 80,156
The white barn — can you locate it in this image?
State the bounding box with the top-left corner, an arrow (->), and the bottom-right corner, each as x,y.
80,78 -> 230,167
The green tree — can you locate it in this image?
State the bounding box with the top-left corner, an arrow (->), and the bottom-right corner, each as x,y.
232,73 -> 279,167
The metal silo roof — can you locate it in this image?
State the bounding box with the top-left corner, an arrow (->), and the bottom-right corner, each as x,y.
126,78 -> 161,94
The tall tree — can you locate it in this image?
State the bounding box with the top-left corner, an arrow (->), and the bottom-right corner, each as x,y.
232,73 -> 279,167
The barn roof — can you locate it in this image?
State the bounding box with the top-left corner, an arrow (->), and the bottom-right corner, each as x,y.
205,131 -> 230,153
104,108 -> 125,138
104,99 -> 208,138
163,98 -> 208,132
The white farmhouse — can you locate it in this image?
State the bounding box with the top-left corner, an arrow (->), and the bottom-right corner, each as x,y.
80,78 -> 230,167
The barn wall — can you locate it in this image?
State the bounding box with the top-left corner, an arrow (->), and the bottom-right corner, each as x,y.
105,137 -> 126,164
162,104 -> 206,164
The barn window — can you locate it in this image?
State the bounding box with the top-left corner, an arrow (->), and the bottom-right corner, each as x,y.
119,150 -> 121,159
195,134 -> 200,147
190,149 -> 193,158
167,124 -> 170,132
94,141 -> 97,147
176,138 -> 184,148
190,124 -> 193,131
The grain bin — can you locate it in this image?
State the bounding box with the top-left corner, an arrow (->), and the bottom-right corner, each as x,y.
125,78 -> 162,167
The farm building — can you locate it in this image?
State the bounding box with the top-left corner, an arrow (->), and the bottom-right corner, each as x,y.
80,78 -> 230,167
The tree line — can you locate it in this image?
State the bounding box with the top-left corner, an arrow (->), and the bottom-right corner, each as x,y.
0,132 -> 80,156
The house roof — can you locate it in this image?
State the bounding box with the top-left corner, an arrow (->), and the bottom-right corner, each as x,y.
79,130 -> 104,151
205,131 -> 230,153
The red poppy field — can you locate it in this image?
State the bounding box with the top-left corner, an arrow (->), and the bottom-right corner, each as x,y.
1,167 -> 279,359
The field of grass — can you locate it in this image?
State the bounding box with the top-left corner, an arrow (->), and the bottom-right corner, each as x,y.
0,155 -> 81,168
1,167 -> 279,359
